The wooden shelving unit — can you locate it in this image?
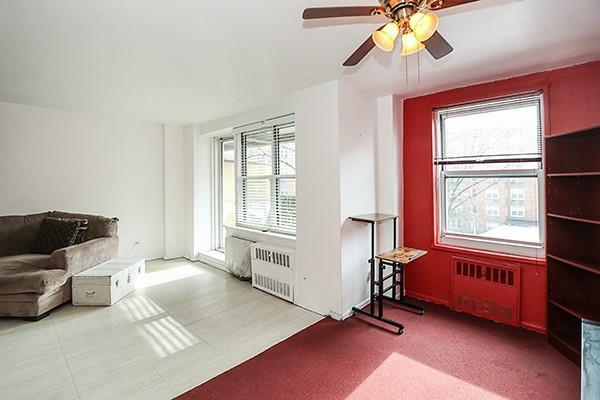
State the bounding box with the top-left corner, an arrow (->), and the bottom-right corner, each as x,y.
545,126 -> 600,365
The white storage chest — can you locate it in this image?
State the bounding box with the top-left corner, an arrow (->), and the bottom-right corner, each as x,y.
72,259 -> 145,306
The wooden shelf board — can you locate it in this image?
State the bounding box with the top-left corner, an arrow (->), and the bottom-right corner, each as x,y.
547,253 -> 600,275
547,331 -> 581,365
547,213 -> 600,225
547,330 -> 580,353
546,125 -> 599,139
548,299 -> 600,323
547,172 -> 600,177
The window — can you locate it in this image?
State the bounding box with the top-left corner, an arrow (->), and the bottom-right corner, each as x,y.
510,206 -> 525,218
435,92 -> 544,254
236,117 -> 296,235
485,188 -> 499,200
215,137 -> 236,250
510,188 -> 525,201
486,205 -> 500,217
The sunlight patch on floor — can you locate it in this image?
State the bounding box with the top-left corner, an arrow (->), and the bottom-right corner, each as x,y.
139,263 -> 207,288
117,295 -> 165,322
137,316 -> 200,358
346,353 -> 507,400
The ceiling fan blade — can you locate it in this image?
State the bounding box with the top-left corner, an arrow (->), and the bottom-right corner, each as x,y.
423,31 -> 453,60
429,0 -> 480,10
343,25 -> 385,67
303,6 -> 384,20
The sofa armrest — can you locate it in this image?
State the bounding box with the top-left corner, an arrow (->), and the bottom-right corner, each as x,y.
50,237 -> 119,276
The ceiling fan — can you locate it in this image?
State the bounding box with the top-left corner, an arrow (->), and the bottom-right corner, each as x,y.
303,0 -> 479,66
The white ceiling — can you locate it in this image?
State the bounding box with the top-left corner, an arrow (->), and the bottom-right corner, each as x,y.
1,0 -> 599,124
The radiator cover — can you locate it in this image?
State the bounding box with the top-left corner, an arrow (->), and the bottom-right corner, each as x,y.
251,243 -> 295,303
451,256 -> 521,326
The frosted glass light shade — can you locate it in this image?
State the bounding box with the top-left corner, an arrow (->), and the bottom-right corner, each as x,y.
372,22 -> 400,52
409,12 -> 439,42
400,32 -> 425,56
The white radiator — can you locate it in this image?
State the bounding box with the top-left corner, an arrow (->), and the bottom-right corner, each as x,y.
251,243 -> 295,303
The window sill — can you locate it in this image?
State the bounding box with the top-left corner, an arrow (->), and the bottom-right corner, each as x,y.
432,241 -> 546,265
225,225 -> 296,248
197,250 -> 226,271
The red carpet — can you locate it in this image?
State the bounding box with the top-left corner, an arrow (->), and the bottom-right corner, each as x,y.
177,303 -> 579,400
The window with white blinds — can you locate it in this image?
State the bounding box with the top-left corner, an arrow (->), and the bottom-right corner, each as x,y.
434,92 -> 544,256
236,117 -> 296,235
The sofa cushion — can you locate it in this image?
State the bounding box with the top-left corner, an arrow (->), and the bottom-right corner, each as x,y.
0,254 -> 69,295
33,217 -> 82,255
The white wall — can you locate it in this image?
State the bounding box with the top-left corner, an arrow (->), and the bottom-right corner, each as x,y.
338,82 -> 378,317
0,101 -> 164,259
375,95 -> 403,253
163,124 -> 185,259
192,127 -> 213,257
294,81 -> 343,316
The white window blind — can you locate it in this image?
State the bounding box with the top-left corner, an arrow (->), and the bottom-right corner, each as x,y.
236,116 -> 296,235
435,92 -> 543,167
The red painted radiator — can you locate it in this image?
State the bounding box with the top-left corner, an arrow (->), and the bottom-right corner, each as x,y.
451,256 -> 521,326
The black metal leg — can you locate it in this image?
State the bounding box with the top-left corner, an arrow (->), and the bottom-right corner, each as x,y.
399,264 -> 404,301
353,307 -> 404,334
392,262 -> 397,300
378,259 -> 384,318
393,217 -> 397,248
393,218 -> 398,300
383,263 -> 425,316
370,222 -> 375,315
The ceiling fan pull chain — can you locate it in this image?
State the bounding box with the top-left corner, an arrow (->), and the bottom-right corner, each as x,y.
405,54 -> 409,86
418,47 -> 421,84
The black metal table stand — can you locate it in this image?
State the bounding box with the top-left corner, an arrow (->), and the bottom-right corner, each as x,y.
349,214 -> 427,335
353,259 -> 425,334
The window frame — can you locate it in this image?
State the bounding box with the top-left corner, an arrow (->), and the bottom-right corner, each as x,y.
214,135 -> 235,251
235,115 -> 296,236
434,92 -> 546,258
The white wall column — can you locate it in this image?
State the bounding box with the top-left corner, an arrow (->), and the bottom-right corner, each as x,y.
294,81 -> 343,317
375,95 -> 403,253
338,82 -> 378,317
163,124 -> 185,259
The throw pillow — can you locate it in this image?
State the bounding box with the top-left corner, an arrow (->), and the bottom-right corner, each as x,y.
33,217 -> 82,255
73,219 -> 88,244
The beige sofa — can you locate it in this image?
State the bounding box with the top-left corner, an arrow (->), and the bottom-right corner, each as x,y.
0,211 -> 119,320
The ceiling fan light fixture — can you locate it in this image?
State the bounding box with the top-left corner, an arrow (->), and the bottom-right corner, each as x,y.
409,12 -> 439,42
372,22 -> 399,52
400,32 -> 425,56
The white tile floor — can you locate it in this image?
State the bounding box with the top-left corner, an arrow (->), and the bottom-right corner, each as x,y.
0,259 -> 323,400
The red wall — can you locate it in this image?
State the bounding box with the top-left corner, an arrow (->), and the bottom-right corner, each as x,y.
402,61 -> 600,333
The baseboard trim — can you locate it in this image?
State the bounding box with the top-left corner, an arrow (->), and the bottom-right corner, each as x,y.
407,290 -> 547,334
405,290 -> 450,307
521,321 -> 546,334
337,297 -> 371,321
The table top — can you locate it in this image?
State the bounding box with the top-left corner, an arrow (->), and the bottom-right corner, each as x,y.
349,213 -> 397,223
75,258 -> 145,277
376,247 -> 427,264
